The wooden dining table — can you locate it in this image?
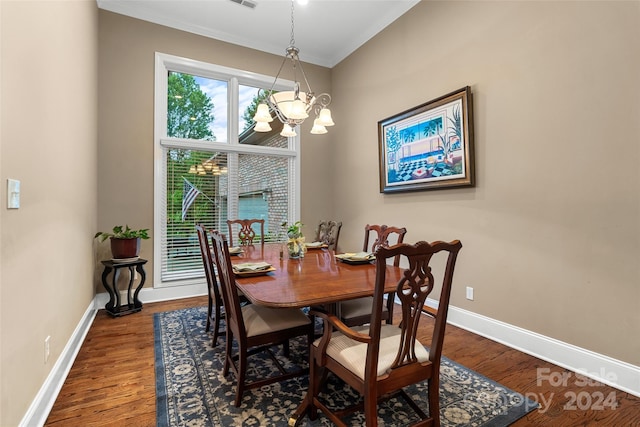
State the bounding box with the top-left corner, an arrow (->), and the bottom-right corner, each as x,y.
231,243 -> 403,425
231,243 -> 402,308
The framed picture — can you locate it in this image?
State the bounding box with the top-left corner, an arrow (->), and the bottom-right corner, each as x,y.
378,86 -> 474,193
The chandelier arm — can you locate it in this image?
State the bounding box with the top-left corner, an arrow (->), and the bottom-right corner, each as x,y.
315,93 -> 332,109
268,54 -> 290,94
294,59 -> 313,98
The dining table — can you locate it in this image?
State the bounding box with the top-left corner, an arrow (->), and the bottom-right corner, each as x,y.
230,242 -> 402,309
230,242 -> 403,426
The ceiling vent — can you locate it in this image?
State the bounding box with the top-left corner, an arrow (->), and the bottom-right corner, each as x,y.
230,0 -> 257,9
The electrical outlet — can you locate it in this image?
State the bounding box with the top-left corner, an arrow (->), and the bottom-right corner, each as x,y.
466,286 -> 474,301
44,336 -> 51,363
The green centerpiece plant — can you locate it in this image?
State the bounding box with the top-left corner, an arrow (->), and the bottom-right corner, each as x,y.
282,221 -> 306,259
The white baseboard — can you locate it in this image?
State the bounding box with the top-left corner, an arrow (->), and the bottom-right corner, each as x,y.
22,288 -> 639,427
19,303 -> 97,427
93,282 -> 208,309
424,299 -> 640,398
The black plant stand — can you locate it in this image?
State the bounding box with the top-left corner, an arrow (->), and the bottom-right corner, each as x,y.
100,258 -> 147,317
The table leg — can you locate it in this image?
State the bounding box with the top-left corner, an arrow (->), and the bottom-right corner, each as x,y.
111,268 -> 122,312
288,391 -> 311,426
126,266 -> 135,306
101,265 -> 116,312
133,264 -> 146,309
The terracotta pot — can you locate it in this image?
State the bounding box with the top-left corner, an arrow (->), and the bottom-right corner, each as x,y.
110,237 -> 140,259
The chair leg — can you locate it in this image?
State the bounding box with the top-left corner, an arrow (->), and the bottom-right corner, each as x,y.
385,292 -> 395,325
308,359 -> 323,420
363,390 -> 378,427
212,301 -> 222,347
205,297 -> 213,332
235,343 -> 248,407
223,331 -> 233,377
428,376 -> 440,425
283,340 -> 290,358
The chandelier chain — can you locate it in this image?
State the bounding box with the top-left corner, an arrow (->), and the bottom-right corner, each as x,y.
289,0 -> 295,48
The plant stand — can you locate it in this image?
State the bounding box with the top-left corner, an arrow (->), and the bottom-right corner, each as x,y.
100,258 -> 147,317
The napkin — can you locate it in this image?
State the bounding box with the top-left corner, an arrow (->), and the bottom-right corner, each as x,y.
305,241 -> 325,248
336,252 -> 374,261
233,262 -> 272,272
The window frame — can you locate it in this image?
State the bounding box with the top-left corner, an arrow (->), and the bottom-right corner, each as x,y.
153,52 -> 301,288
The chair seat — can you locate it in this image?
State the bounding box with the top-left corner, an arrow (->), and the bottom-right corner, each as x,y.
340,297 -> 388,320
242,304 -> 311,337
314,324 -> 429,380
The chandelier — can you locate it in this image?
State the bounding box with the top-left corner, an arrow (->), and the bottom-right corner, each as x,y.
252,0 -> 334,137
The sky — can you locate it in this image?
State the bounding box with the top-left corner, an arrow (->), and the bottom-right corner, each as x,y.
195,76 -> 260,141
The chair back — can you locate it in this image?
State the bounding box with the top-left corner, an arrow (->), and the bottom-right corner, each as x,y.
210,230 -> 246,341
315,220 -> 342,251
363,224 -> 407,266
368,240 -> 462,382
195,224 -> 222,311
226,219 -> 265,246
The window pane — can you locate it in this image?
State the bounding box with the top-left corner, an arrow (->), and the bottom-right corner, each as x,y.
161,149 -> 228,281
234,153 -> 290,242
160,149 -> 291,282
167,72 -> 226,142
238,84 -> 289,148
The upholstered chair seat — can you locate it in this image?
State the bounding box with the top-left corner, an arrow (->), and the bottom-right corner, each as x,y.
339,297 -> 388,323
242,304 -> 311,338
314,324 -> 429,380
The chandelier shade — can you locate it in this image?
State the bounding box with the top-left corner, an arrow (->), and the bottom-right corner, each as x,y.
253,0 -> 334,137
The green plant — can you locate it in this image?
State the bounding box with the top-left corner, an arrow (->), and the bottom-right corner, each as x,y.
94,225 -> 150,242
282,221 -> 303,238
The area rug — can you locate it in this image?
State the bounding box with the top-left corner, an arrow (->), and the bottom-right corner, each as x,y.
155,306 -> 538,426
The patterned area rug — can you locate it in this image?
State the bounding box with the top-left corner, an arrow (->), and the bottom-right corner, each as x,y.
155,307 -> 538,426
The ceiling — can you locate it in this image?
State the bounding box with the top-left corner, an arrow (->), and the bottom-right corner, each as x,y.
97,0 -> 420,68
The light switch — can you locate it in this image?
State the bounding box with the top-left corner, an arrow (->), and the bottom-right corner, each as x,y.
7,179 -> 20,209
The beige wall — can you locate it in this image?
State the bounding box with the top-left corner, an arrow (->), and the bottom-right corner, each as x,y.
331,1 -> 639,364
0,0 -> 98,425
97,11 -> 334,287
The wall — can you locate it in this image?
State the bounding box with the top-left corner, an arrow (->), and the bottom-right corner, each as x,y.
0,0 -> 99,425
331,1 -> 640,365
97,11 -> 334,289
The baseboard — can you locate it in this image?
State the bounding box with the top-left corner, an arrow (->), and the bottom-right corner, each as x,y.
19,303 -> 98,427
93,281 -> 208,309
424,299 -> 640,398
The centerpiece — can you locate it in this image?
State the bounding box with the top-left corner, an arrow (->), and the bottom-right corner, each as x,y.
282,221 -> 306,259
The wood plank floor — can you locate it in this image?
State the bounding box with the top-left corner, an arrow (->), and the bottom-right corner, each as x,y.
45,296 -> 640,426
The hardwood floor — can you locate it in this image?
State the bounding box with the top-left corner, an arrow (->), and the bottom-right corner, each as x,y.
45,297 -> 640,426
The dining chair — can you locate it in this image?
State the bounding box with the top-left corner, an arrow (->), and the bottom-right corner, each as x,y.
304,240 -> 462,426
226,218 -> 265,246
315,220 -> 342,251
339,224 -> 407,327
209,229 -> 313,407
195,224 -> 225,347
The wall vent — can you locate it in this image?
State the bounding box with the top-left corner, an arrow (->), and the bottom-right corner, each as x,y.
230,0 -> 257,9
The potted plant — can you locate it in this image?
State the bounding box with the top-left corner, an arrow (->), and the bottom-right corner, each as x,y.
94,225 -> 150,259
282,221 -> 306,259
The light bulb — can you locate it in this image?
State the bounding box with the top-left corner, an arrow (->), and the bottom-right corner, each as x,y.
280,124 -> 297,137
317,108 -> 334,126
310,119 -> 327,135
254,121 -> 272,132
288,98 -> 308,120
253,103 -> 273,123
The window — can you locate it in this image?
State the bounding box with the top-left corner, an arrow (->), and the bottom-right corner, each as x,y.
154,53 -> 300,287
